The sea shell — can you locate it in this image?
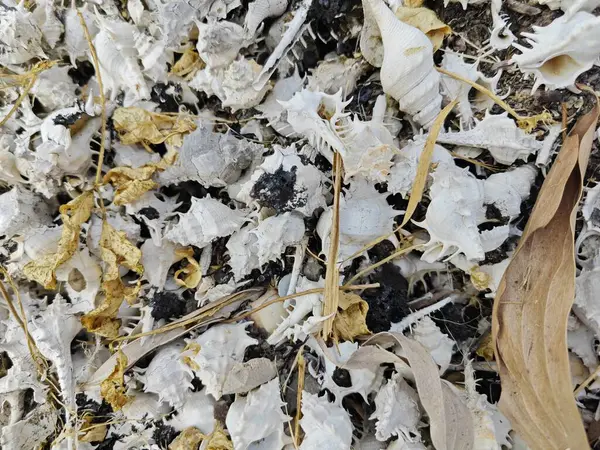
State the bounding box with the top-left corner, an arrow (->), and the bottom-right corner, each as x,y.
370,372 -> 421,442
511,11 -> 600,91
165,197 -> 248,248
196,20 -> 252,69
255,70 -> 304,136
55,248 -> 102,313
0,187 -> 51,240
140,342 -> 194,408
408,317 -> 454,373
226,212 -> 306,280
183,322 -> 257,399
0,4 -> 45,65
362,0 -> 442,128
414,164 -> 488,262
226,379 -> 290,450
535,0 -> 600,17
574,269 -> 600,337
31,0 -> 63,49
0,403 -> 57,450
317,179 -> 398,264
568,316 -> 598,371
299,391 -> 353,450
236,144 -> 327,216
483,164 -> 537,219
62,5 -> 98,65
307,55 -> 370,95
244,0 -> 289,37
140,238 -> 180,290
436,112 -> 542,165
158,123 -> 259,188
489,0 -> 516,51
31,65 -> 79,113
126,192 -> 181,244
168,389 -> 216,434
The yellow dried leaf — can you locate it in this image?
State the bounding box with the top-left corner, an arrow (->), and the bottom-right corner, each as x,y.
79,420 -> 108,443
394,7 -> 451,51
112,107 -> 196,147
205,422 -> 233,450
333,292 -> 371,342
100,351 -> 130,410
492,103 -> 599,450
168,427 -> 206,450
81,221 -> 143,337
171,48 -> 205,79
475,332 -> 494,362
23,191 -> 94,289
470,267 -> 491,291
174,247 -> 202,289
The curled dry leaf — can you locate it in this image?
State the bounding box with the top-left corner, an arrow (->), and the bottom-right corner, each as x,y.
203,422 -> 234,450
169,427 -> 206,450
492,102 -> 599,450
23,190 -> 94,289
81,220 -> 144,337
100,350 -> 131,411
174,247 -> 202,289
112,107 -> 197,147
333,292 -> 371,342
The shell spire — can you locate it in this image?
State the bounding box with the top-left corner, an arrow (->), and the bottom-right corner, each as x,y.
362,0 -> 442,128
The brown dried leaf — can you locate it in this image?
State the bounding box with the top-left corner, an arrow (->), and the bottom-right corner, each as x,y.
475,332 -> 494,362
174,247 -> 202,289
168,427 -> 206,450
394,7 -> 451,51
100,351 -> 130,411
492,103 -> 599,450
81,221 -> 143,337
112,107 -> 196,147
333,292 -> 370,342
170,48 -> 205,79
23,191 -> 94,288
79,416 -> 108,443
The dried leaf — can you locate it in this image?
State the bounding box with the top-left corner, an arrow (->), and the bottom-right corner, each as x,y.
170,48 -> 205,79
103,148 -> 178,205
112,107 -> 197,147
100,351 -> 130,411
333,292 -> 371,342
23,191 -> 94,288
79,418 -> 108,443
492,103 -> 599,450
168,427 -> 206,450
394,7 -> 451,51
400,99 -> 458,228
475,332 -> 494,362
174,247 -> 202,289
205,422 -> 233,450
81,220 -> 143,337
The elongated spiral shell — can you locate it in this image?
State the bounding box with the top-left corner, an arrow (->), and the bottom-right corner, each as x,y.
362,0 -> 442,128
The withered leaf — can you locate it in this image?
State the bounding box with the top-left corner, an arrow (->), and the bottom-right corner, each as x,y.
170,48 -> 205,79
492,103 -> 599,450
174,247 -> 202,289
100,351 -> 130,411
23,191 -> 94,289
168,427 -> 206,450
394,7 -> 451,51
204,422 -> 233,450
333,292 -> 371,342
112,107 -> 196,147
81,221 -> 143,337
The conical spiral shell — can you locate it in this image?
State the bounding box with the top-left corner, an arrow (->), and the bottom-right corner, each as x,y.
362,0 -> 442,128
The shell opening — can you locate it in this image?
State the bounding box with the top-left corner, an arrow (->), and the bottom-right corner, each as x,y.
68,268 -> 87,292
539,54 -> 582,84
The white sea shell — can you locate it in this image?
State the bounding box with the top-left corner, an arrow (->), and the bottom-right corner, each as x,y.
31,0 -> 63,49
244,0 -> 288,36
0,403 -> 57,450
126,192 -> 182,244
317,179 -> 398,264
388,136 -> 454,197
483,164 -> 537,219
0,187 -> 51,240
299,391 -> 353,450
140,342 -> 194,408
362,0 -> 442,128
414,164 -> 488,262
370,372 -> 421,442
31,66 -> 78,111
93,16 -> 150,102
490,0 -> 516,51
183,322 -> 258,399
436,112 -> 542,165
307,55 -> 370,96
158,123 -> 259,187
226,379 -> 290,450
197,20 -> 252,69
535,0 -> 600,18
165,197 -> 248,248
226,212 -> 306,280
236,144 -> 327,215
140,238 -> 180,290
30,295 -> 81,442
255,70 -> 304,136
63,6 -> 98,65
280,88 -> 350,161
55,248 -> 102,314
574,269 -> 600,337
511,11 -> 600,91
568,316 -> 598,371
0,4 -> 45,65
190,58 -> 270,111
409,317 -> 454,373
167,390 -> 216,434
